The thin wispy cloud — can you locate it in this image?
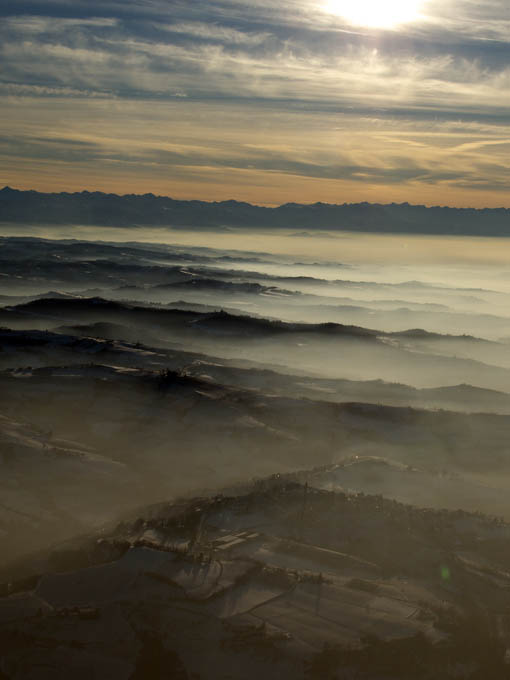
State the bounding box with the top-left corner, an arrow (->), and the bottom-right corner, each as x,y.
0,0 -> 509,205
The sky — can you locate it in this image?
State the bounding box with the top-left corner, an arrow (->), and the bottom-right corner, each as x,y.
0,0 -> 509,207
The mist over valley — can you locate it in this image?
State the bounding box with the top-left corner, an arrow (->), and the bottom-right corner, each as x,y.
2,227 -> 510,677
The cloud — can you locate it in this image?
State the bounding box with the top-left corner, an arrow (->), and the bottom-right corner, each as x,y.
4,16 -> 118,32
158,21 -> 271,46
1,0 -> 509,205
1,3 -> 509,117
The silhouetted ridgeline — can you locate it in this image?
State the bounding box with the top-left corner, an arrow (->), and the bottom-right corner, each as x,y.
1,186 -> 510,234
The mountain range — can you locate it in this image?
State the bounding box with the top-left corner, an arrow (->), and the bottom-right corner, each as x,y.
1,186 -> 510,234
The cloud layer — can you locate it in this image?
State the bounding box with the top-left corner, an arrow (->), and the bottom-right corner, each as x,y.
1,0 -> 509,206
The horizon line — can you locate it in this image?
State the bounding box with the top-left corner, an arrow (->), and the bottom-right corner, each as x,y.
2,185 -> 509,213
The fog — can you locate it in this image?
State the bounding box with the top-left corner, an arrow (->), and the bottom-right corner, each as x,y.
5,227 -> 510,677
2,227 -> 510,550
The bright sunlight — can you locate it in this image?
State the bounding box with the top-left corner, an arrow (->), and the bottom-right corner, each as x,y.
324,0 -> 425,28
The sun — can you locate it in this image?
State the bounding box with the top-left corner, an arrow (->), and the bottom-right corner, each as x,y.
323,0 -> 424,28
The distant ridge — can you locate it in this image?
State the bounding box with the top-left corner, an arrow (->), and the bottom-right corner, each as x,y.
1,186 -> 509,235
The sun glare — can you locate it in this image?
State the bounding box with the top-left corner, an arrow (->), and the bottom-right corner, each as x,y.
324,0 -> 424,28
